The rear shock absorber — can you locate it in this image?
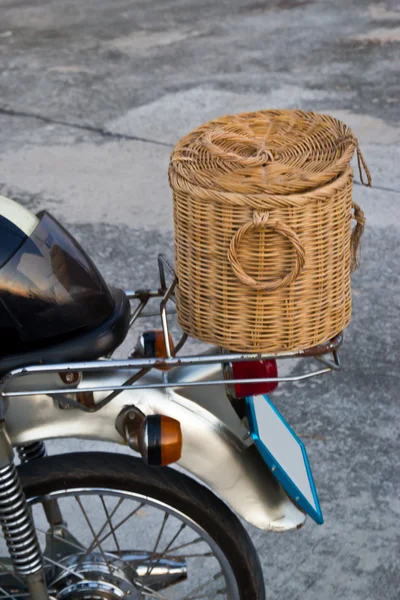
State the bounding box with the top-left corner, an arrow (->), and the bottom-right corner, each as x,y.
17,441 -> 64,527
0,426 -> 49,599
17,441 -> 47,463
0,461 -> 43,575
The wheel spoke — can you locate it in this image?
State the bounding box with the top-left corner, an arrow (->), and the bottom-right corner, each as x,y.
95,502 -> 146,547
0,561 -> 24,587
44,555 -> 85,579
0,486 -> 240,599
75,496 -> 111,572
145,512 -> 169,576
87,496 -> 125,552
158,522 -> 186,561
100,495 -> 122,558
172,552 -> 213,558
0,585 -> 29,600
135,580 -> 169,599
36,527 -> 84,554
166,536 -> 204,554
178,570 -> 224,600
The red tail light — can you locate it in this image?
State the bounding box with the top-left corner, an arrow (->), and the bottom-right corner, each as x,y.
231,360 -> 278,398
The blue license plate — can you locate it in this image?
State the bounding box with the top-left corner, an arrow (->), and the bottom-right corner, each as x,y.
246,394 -> 323,524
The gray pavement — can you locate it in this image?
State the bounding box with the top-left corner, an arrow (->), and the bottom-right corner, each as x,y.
0,0 -> 399,598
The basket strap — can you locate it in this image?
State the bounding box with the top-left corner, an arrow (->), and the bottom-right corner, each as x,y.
337,135 -> 372,187
202,129 -> 275,166
228,211 -> 306,291
351,202 -> 366,271
355,142 -> 372,187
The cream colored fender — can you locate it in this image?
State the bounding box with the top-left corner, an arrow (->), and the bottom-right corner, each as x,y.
4,363 -> 305,533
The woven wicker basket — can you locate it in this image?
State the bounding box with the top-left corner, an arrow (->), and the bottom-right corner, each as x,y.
169,110 -> 370,352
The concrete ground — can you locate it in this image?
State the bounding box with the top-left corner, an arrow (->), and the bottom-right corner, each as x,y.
0,0 -> 399,598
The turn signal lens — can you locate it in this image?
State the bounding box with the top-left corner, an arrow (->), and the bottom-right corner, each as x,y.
232,359 -> 278,398
139,415 -> 182,466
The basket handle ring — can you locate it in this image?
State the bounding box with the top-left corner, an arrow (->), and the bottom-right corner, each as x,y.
228,211 -> 306,291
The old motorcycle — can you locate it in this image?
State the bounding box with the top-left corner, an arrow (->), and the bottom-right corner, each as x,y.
0,195 -> 341,599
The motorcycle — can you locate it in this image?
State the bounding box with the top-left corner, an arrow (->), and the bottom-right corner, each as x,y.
0,198 -> 341,599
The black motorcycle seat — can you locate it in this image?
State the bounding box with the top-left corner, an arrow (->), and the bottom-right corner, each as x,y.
0,288 -> 131,377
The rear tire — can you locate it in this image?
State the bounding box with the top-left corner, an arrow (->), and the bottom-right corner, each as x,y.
18,452 -> 265,599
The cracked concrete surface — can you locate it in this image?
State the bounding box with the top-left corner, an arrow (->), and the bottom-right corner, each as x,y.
0,0 -> 399,598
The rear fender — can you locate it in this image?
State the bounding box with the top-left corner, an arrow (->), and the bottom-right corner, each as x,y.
5,364 -> 305,533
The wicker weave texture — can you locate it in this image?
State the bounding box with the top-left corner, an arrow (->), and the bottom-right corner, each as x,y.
169,110 -> 369,352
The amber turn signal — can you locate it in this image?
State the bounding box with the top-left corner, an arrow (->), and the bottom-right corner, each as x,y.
139,415 -> 182,466
135,330 -> 175,370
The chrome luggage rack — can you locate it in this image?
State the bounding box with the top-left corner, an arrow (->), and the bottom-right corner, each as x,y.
0,255 -> 342,412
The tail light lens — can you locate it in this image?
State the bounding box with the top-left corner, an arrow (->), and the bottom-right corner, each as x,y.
231,359 -> 278,398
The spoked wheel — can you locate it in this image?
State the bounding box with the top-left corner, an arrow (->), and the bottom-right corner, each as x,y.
0,453 -> 265,599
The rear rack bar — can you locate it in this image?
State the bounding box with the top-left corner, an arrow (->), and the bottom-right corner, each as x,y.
0,255 -> 342,412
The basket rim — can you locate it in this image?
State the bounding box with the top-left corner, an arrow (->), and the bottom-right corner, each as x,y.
170,166 -> 354,208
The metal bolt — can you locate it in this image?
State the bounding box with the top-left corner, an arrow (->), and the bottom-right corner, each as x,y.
59,371 -> 80,385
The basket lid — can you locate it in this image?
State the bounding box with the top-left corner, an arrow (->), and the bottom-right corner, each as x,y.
169,109 -> 371,195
